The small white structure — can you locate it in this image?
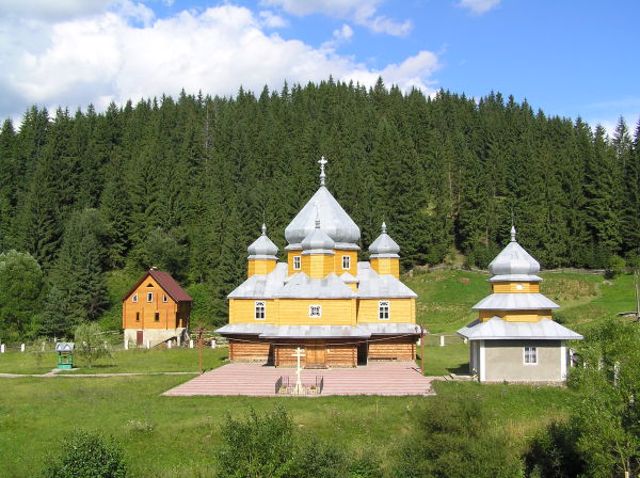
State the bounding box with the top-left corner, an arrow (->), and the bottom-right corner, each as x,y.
458,226 -> 583,383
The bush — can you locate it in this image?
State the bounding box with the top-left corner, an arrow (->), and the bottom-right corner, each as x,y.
524,420 -> 585,478
43,430 -> 127,478
393,399 -> 522,478
604,254 -> 626,279
74,322 -> 113,368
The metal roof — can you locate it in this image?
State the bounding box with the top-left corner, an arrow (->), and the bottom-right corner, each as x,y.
216,323 -> 421,339
472,293 -> 559,310
356,262 -> 417,298
247,224 -> 278,258
227,263 -> 289,299
55,342 -> 75,352
369,222 -> 400,257
284,186 -> 360,247
278,272 -> 355,298
489,274 -> 543,283
357,323 -> 422,335
489,227 -> 540,277
457,317 -> 583,341
260,325 -> 371,339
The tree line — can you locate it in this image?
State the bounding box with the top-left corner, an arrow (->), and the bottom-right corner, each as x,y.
1,78 -> 639,338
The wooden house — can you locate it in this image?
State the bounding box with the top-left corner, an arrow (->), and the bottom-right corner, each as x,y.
122,268 -> 192,347
216,158 -> 422,368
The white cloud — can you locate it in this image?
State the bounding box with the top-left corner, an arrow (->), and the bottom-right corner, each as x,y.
258,10 -> 288,28
0,0 -> 111,20
458,0 -> 501,15
322,23 -> 354,49
262,0 -> 412,36
0,4 -> 439,121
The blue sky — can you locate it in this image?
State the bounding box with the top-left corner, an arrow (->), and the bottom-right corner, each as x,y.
0,0 -> 638,132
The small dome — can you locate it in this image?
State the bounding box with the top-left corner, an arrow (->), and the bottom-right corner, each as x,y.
489,226 -> 540,277
369,222 -> 400,257
301,217 -> 335,252
247,224 -> 278,257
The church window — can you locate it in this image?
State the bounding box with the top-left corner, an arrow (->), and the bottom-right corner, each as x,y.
162,294 -> 168,303
147,292 -> 153,302
255,301 -> 266,320
309,305 -> 322,318
342,256 -> 350,270
524,346 -> 538,364
132,294 -> 138,303
378,301 -> 390,320
293,256 -> 301,270
135,312 -> 140,322
154,312 -> 160,322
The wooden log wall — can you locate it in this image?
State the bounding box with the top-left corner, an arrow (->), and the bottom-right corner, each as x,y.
368,337 -> 416,361
326,344 -> 357,367
229,339 -> 270,363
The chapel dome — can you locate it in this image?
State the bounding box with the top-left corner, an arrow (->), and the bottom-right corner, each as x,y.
285,186 -> 360,248
247,224 -> 278,257
301,217 -> 336,252
488,226 -> 540,277
369,222 -> 400,257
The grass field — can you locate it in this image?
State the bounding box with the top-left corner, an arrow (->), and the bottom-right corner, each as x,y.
1,269 -> 636,476
0,375 -> 575,477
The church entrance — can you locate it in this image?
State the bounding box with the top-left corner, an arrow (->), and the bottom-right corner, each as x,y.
305,342 -> 327,368
357,343 -> 368,366
136,331 -> 144,346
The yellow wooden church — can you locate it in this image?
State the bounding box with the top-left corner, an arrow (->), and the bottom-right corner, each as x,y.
216,158 -> 421,368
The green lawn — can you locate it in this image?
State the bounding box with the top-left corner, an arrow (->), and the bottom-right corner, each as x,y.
0,375 -> 575,477
0,347 -> 229,375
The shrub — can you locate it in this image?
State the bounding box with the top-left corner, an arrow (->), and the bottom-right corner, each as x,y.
524,420 -> 584,478
42,430 -> 127,478
74,322 -> 113,368
393,399 -> 522,478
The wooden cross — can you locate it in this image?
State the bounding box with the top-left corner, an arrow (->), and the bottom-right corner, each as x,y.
293,346 -> 305,395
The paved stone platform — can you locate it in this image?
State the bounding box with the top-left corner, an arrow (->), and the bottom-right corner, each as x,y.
163,362 -> 435,397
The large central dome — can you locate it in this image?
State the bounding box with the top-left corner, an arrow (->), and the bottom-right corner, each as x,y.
285,186 -> 361,249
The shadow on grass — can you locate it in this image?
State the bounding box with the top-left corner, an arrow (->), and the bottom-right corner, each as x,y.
446,363 -> 469,375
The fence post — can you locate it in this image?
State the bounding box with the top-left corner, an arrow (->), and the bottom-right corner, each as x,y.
614,361 -> 620,387
439,335 -> 445,347
20,343 -> 25,352
146,339 -> 150,349
211,340 -> 216,349
177,335 -> 181,347
0,344 -> 4,353
41,341 -> 46,352
167,340 -> 172,349
124,338 -> 129,350
189,339 -> 194,349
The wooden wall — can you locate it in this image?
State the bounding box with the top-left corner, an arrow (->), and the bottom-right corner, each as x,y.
479,309 -> 552,322
369,257 -> 400,278
491,282 -> 540,293
122,275 -> 182,330
357,298 -> 415,323
229,340 -> 271,363
368,337 -> 416,361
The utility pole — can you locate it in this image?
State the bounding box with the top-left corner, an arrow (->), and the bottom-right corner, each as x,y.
421,326 -> 425,375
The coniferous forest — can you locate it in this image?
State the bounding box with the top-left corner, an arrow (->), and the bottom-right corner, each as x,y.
1,78 -> 639,339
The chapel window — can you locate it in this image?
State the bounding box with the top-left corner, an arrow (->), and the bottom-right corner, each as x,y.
293,256 -> 301,270
255,301 -> 266,320
154,312 -> 160,322
162,294 -> 168,303
378,301 -> 390,320
132,294 -> 138,303
309,305 -> 322,318
147,292 -> 153,302
342,256 -> 351,270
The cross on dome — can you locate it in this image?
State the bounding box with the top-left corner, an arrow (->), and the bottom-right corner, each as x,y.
318,156 -> 328,186
381,221 -> 387,234
261,223 -> 267,236
510,225 -> 516,242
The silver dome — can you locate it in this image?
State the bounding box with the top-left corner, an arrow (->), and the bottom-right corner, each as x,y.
369,222 -> 400,257
285,186 -> 360,248
301,217 -> 336,252
247,224 -> 278,258
488,227 -> 540,278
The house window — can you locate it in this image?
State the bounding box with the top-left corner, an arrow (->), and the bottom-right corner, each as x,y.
255,301 -> 266,320
342,255 -> 351,270
309,305 -> 322,318
293,256 -> 301,270
524,346 -> 538,365
378,301 -> 390,320
147,292 -> 153,302
132,294 -> 138,303
154,312 -> 160,322
162,294 -> 168,303
135,312 -> 140,322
